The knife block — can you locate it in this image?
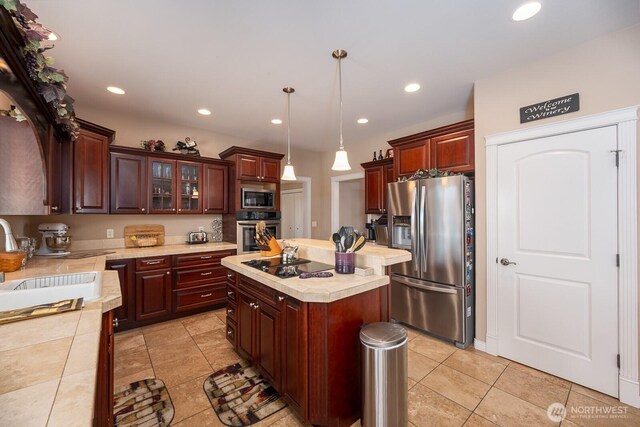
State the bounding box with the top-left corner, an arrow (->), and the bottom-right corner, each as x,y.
260,238 -> 282,257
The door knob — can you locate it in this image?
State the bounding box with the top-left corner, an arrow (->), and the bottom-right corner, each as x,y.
500,258 -> 517,266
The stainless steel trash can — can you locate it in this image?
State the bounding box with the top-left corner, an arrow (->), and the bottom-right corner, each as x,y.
361,322 -> 408,427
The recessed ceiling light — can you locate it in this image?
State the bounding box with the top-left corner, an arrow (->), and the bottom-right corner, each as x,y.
404,83 -> 421,93
198,108 -> 212,116
512,2 -> 542,21
357,118 -> 369,124
271,119 -> 283,125
48,32 -> 59,41
107,86 -> 125,95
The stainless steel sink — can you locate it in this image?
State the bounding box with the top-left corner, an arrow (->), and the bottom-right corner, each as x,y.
0,271 -> 102,311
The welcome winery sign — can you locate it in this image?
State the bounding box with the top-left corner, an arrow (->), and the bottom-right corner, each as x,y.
519,93 -> 580,123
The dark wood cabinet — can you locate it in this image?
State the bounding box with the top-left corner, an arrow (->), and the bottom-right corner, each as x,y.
135,267 -> 172,321
233,153 -> 281,182
46,125 -> 71,214
430,129 -> 475,172
94,310 -> 114,427
110,151 -> 147,214
203,163 -> 228,213
108,146 -> 229,215
280,296 -> 308,417
388,119 -> 475,177
74,120 -> 114,214
148,158 -> 177,214
361,158 -> 394,214
172,251 -> 229,313
237,290 -> 255,360
260,158 -> 281,182
177,161 -> 202,214
105,259 -> 135,331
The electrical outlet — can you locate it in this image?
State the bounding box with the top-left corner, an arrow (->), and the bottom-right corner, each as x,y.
198,226 -> 205,232
311,221 -> 318,228
106,229 -> 114,239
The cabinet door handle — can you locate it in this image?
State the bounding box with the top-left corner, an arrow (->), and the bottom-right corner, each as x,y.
141,208 -> 146,212
227,273 -> 233,279
165,271 -> 170,275
227,291 -> 234,297
51,206 -> 59,212
172,208 -> 176,212
178,209 -> 182,212
201,293 -> 212,298
144,260 -> 163,265
249,302 -> 255,308
200,256 -> 213,260
200,271 -> 212,276
113,318 -> 119,328
227,329 -> 233,336
227,308 -> 234,315
254,303 -> 260,310
277,296 -> 285,302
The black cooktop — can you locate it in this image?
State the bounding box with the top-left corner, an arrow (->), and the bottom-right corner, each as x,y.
242,257 -> 333,278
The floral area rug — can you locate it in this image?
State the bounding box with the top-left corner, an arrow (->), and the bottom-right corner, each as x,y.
204,360 -> 287,426
113,378 -> 174,427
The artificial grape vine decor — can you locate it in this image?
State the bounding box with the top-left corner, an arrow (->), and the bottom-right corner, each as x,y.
0,0 -> 79,138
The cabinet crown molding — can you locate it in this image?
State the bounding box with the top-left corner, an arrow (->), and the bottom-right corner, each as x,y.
388,119 -> 474,147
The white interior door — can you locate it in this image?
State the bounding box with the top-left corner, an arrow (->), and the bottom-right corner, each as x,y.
496,126 -> 618,396
281,191 -> 303,239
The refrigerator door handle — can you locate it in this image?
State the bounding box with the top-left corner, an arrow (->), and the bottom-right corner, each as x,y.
393,275 -> 459,295
411,186 -> 419,273
420,184 -> 427,273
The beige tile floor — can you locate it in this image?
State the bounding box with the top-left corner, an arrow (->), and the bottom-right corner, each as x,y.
114,309 -> 640,426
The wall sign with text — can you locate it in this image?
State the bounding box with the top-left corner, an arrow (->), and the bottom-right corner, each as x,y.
519,93 -> 580,123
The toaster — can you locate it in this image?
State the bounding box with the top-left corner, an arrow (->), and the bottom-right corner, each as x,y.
187,231 -> 209,244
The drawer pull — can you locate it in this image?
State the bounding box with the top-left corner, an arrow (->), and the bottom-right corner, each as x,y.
277,296 -> 285,302
201,293 -> 213,298
227,274 -> 233,279
200,272 -> 213,276
249,302 -> 255,308
254,303 -> 260,310
200,256 -> 213,260
227,329 -> 233,336
227,291 -> 234,297
144,260 -> 163,265
227,308 -> 234,315
113,318 -> 119,328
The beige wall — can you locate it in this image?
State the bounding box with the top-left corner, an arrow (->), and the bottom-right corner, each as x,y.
338,179 -> 366,234
473,24 -> 640,341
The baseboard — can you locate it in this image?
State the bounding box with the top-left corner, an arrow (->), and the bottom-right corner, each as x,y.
473,339 -> 486,352
619,377 -> 640,408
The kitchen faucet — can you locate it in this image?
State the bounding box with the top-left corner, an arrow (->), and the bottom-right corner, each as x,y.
0,218 -> 18,252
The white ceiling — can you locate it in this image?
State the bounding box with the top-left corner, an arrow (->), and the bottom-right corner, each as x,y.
26,0 -> 640,152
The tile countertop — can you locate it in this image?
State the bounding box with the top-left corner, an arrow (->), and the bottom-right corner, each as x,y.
222,239 -> 411,303
0,241 -> 236,427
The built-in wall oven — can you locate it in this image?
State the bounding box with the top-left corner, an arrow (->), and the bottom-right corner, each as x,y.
235,211 -> 281,254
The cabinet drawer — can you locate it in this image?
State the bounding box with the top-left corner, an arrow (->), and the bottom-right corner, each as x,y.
173,284 -> 226,312
226,319 -> 237,346
226,301 -> 237,323
227,284 -> 238,304
239,276 -> 280,308
136,256 -> 171,271
172,251 -> 234,268
174,266 -> 227,289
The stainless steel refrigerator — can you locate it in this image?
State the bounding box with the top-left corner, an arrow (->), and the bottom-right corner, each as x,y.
387,175 -> 474,348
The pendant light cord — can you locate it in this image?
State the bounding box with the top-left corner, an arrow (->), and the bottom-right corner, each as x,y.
338,55 -> 344,150
287,90 -> 292,165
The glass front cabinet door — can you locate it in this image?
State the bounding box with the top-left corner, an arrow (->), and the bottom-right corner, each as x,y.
177,161 -> 203,214
149,158 -> 177,214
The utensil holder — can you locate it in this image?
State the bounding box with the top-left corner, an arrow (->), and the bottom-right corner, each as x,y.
260,238 -> 282,257
335,252 -> 355,274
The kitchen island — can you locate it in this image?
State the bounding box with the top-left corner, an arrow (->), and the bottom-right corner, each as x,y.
222,239 -> 410,427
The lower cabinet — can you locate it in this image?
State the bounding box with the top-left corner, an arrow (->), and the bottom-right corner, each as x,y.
94,310 -> 114,427
105,259 -> 135,331
280,296 -> 308,417
135,268 -> 172,321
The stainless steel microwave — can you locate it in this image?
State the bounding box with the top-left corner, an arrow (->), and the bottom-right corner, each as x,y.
241,188 -> 276,209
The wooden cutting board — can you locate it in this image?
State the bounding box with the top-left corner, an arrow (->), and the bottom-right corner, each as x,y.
124,225 -> 165,248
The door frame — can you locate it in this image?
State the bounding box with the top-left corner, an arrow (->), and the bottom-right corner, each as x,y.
485,106 -> 639,406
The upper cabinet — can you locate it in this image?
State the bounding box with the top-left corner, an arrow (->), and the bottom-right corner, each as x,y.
109,146 -> 229,215
361,158 -> 394,214
388,119 -> 475,178
219,146 -> 284,183
73,119 -> 115,214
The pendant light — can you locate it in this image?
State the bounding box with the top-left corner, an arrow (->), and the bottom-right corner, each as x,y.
281,87 -> 297,181
331,49 -> 351,171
